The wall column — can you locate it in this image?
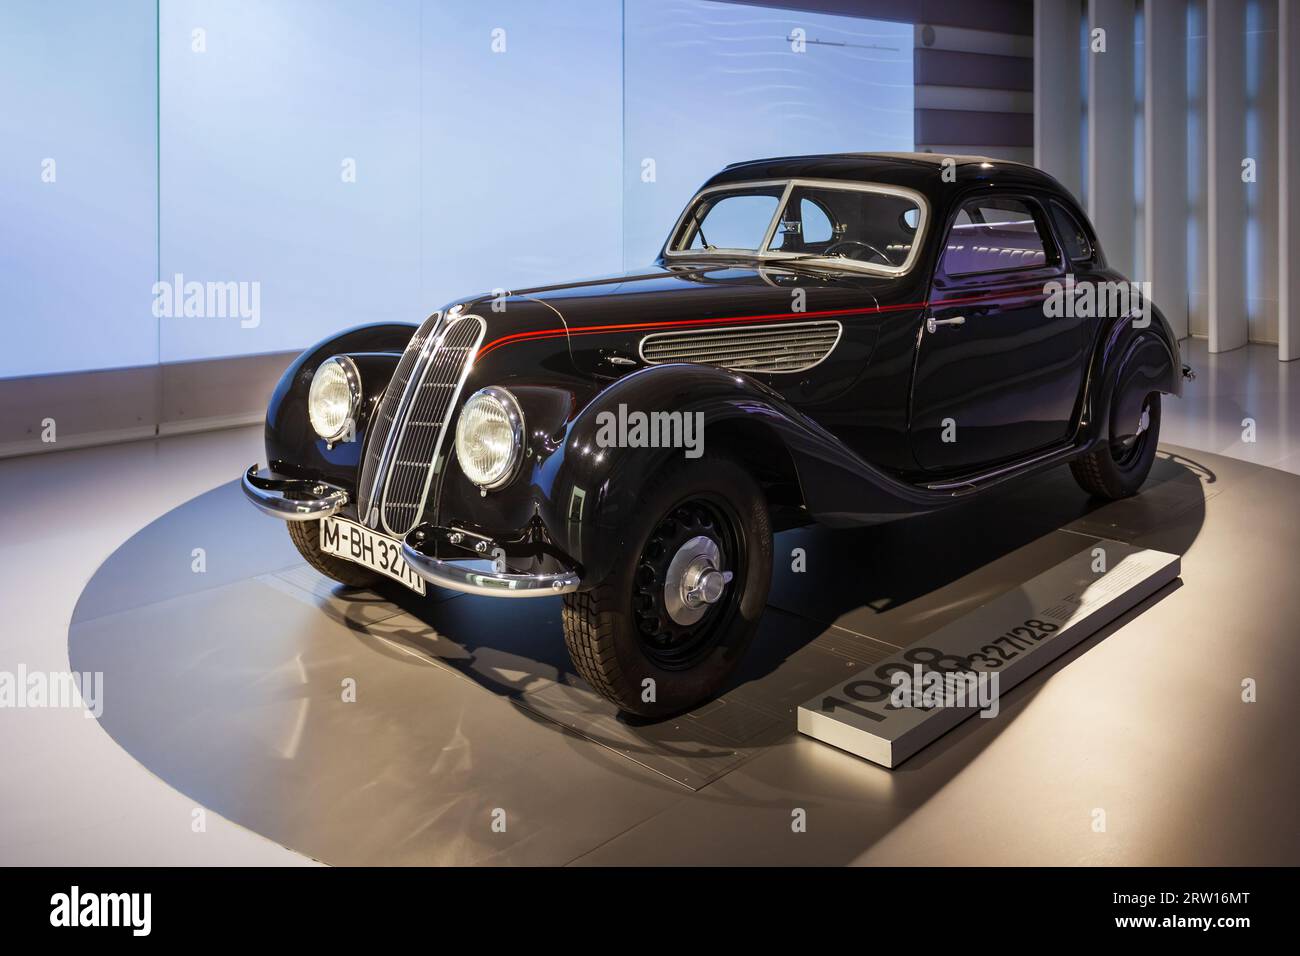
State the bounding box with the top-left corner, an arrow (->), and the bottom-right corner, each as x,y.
1144,0 -> 1189,340
1206,0 -> 1248,352
1033,0 -> 1082,198
1280,0 -> 1300,361
1087,0 -> 1136,277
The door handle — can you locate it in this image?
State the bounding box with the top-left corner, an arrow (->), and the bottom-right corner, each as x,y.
926,315 -> 966,334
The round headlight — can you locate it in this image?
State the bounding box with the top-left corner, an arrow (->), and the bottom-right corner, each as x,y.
455,386 -> 524,490
308,355 -> 361,443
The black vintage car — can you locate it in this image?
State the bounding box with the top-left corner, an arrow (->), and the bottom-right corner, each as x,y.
244,152 -> 1183,717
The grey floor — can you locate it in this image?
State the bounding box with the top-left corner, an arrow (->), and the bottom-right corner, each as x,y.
2,337 -> 1299,865
1164,338 -> 1300,475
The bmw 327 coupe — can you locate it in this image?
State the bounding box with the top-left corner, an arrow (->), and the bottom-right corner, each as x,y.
243,152 -> 1184,717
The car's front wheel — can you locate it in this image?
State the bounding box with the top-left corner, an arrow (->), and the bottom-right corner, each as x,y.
287,519 -> 381,589
562,454 -> 772,718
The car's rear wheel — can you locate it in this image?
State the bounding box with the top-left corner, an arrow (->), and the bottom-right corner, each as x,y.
287,519 -> 381,589
562,454 -> 772,718
1070,391 -> 1161,499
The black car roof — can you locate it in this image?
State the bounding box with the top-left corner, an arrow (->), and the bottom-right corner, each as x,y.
702,151 -> 1072,204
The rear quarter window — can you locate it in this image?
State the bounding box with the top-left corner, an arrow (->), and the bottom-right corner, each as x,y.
940,196 -> 1053,276
1048,201 -> 1093,262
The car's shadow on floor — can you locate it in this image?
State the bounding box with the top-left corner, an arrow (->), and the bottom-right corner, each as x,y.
367,451 -> 1211,809
753,450 -> 1211,658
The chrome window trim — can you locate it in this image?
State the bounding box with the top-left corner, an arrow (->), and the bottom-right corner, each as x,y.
665,179 -> 791,257
637,319 -> 843,374
664,177 -> 930,278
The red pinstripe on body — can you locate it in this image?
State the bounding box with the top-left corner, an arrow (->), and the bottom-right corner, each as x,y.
472,282 -> 1049,360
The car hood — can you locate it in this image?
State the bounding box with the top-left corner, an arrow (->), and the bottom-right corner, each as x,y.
471,260 -> 896,375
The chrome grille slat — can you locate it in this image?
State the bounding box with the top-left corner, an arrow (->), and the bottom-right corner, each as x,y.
356,311 -> 443,529
639,320 -> 842,373
376,315 -> 485,536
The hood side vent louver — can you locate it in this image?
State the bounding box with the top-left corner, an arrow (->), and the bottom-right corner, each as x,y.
638,320 -> 842,374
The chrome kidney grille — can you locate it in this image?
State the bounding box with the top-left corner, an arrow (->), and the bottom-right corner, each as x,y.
355,312 -> 486,536
638,320 -> 842,374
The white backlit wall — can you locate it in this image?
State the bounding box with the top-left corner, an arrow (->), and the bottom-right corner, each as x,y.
0,0 -> 158,378
4,0 -> 908,378
1035,0 -> 1289,356
421,1 -> 622,301
159,0 -> 424,363
160,0 -> 623,362
0,0 -> 918,454
623,0 -> 913,269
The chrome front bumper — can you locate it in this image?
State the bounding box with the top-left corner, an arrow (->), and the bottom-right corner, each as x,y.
401,525 -> 581,598
242,465 -> 579,597
241,465 -> 348,521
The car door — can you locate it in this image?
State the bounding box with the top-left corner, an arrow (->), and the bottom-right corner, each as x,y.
909,192 -> 1085,473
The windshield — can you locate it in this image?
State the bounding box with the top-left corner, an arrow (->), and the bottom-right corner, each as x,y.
668,180 -> 926,275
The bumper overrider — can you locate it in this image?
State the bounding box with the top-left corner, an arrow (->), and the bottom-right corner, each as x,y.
401,524 -> 580,597
242,465 -> 348,520
241,465 -> 581,598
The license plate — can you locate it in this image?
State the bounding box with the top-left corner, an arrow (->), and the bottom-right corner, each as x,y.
320,516 -> 426,595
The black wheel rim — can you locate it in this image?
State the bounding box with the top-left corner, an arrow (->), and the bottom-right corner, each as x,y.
631,495 -> 744,669
1111,396 -> 1152,469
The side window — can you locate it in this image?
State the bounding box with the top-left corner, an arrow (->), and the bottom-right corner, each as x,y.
1049,201 -> 1092,262
941,196 -> 1052,276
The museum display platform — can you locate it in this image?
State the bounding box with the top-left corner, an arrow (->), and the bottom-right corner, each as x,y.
68,445 -> 1300,866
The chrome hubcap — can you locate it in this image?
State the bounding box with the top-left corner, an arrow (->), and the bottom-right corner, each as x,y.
664,535 -> 734,626
1135,405 -> 1151,437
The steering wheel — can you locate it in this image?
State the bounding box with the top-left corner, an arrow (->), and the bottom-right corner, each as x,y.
823,239 -> 893,265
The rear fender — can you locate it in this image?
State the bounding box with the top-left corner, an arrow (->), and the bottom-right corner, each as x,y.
1079,303 -> 1180,450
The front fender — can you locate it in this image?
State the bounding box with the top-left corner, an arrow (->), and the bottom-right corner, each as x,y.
264,321 -> 417,492
533,363 -> 939,589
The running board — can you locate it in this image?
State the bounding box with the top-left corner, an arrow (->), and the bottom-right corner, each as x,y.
919,442 -> 1081,495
